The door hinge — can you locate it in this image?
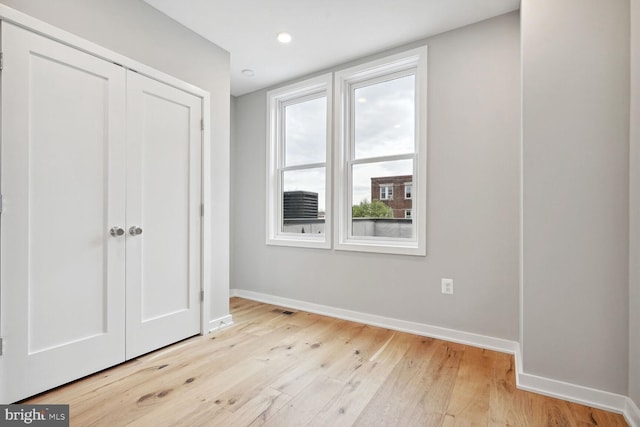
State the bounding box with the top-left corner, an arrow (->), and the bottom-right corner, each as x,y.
200,203 -> 204,217
200,290 -> 204,303
0,338 -> 3,356
0,193 -> 3,214
200,119 -> 204,131
0,52 -> 4,71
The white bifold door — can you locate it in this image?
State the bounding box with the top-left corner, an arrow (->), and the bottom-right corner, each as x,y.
0,22 -> 202,403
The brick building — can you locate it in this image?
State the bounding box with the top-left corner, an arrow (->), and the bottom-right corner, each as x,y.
370,175 -> 413,219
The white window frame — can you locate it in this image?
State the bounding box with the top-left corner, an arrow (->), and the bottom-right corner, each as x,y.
404,182 -> 412,200
266,74 -> 332,248
379,184 -> 393,201
334,47 -> 427,256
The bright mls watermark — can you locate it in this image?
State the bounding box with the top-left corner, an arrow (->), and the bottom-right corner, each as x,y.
1,405 -> 68,426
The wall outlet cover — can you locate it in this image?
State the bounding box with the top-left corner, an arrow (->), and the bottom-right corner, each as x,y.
441,278 -> 454,294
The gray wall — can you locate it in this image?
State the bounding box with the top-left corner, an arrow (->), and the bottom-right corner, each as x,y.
521,0 -> 630,394
0,0 -> 231,322
232,12 -> 520,340
630,0 -> 640,407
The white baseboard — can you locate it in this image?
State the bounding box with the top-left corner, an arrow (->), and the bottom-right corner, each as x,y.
625,398 -> 640,427
512,345 -> 638,426
208,314 -> 234,333
230,288 -> 638,427
516,364 -> 627,415
230,288 -> 516,354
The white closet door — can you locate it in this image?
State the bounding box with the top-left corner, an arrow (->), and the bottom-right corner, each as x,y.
0,23 -> 127,403
125,71 -> 202,359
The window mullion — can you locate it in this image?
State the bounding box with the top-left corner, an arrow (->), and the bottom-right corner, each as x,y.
346,158 -> 354,239
277,101 -> 286,170
348,80 -> 361,240
281,162 -> 326,172
351,153 -> 415,166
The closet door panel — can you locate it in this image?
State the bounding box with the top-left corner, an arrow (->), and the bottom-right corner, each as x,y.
28,53 -> 111,351
125,71 -> 202,359
0,23 -> 127,403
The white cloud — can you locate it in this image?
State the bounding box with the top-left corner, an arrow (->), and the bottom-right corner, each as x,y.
285,96 -> 326,166
354,75 -> 415,159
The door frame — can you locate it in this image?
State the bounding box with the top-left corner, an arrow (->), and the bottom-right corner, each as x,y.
0,2 -> 212,374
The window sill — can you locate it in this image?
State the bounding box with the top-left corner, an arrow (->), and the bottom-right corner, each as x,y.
335,238 -> 425,256
266,235 -> 331,250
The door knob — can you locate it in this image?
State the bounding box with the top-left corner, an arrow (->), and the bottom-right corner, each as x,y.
129,226 -> 143,236
110,226 -> 125,237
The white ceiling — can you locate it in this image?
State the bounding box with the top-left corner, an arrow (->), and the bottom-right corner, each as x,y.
144,0 -> 520,96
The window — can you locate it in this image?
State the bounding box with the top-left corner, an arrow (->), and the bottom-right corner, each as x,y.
404,183 -> 412,200
266,74 -> 332,248
335,47 -> 427,255
266,47 -> 426,255
380,184 -> 393,200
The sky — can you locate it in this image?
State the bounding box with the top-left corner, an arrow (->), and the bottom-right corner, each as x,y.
284,96 -> 327,210
283,74 -> 415,211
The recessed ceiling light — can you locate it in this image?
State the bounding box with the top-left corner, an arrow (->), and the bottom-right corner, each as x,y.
277,32 -> 292,44
241,69 -> 255,77
357,97 -> 367,103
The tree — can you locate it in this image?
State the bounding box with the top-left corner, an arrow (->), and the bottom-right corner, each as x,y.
352,199 -> 393,218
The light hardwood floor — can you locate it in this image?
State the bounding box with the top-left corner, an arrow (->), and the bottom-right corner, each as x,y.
24,297 -> 628,426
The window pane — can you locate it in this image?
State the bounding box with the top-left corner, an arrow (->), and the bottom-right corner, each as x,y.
351,159 -> 413,238
380,185 -> 393,200
285,96 -> 327,167
354,75 -> 415,159
282,168 -> 325,234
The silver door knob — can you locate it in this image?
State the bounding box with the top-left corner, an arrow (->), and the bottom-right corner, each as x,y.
129,226 -> 143,236
110,226 -> 125,237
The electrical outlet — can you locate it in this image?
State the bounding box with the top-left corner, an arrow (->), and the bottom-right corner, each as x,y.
441,278 -> 454,295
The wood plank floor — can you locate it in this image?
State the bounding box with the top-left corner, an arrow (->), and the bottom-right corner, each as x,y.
24,297 -> 628,426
